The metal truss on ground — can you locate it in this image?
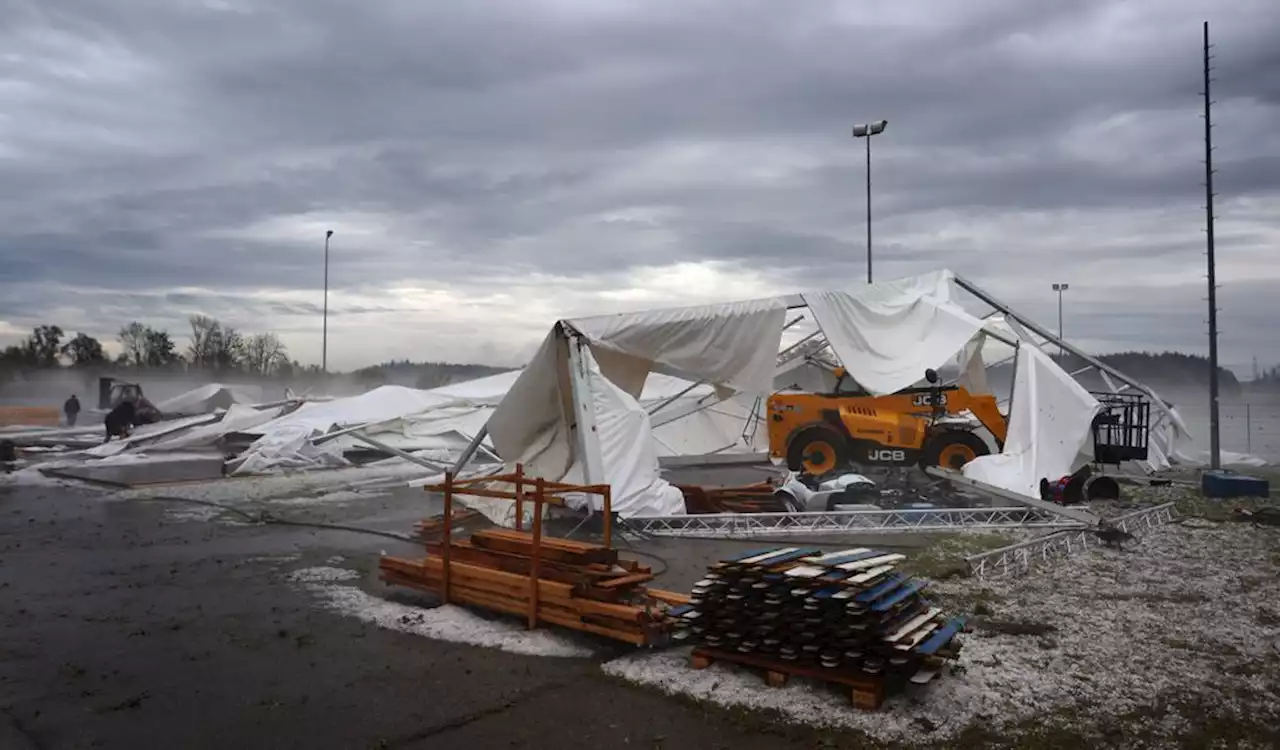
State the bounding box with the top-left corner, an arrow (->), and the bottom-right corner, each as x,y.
628,506 -> 1082,538
965,502 -> 1177,580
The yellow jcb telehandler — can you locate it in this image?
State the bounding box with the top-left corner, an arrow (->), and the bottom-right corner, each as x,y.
766,368 -> 1007,476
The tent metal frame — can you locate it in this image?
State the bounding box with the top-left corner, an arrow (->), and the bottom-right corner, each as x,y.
964,502 -> 1176,580
450,275 -> 1184,488
628,506 -> 1082,537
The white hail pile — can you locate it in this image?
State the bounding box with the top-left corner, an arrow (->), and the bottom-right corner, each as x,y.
288,565 -> 595,658
604,520 -> 1280,745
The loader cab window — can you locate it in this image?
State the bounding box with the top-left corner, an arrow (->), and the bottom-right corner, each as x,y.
830,370 -> 868,397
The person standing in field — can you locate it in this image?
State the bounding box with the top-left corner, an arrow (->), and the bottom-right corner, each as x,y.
64,394 -> 81,427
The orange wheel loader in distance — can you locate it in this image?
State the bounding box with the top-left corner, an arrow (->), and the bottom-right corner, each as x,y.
766,368 -> 1008,476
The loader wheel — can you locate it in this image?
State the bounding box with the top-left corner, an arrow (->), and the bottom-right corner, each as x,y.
786,428 -> 847,477
921,431 -> 990,470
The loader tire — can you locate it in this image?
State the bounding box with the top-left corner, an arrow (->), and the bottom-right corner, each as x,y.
921,430 -> 990,470
786,427 -> 848,477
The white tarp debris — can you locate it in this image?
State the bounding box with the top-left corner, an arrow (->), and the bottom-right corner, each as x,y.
963,344 -> 1101,495
229,385 -> 466,474
143,403 -> 282,453
573,297 -> 788,395
84,412 -> 225,458
801,271 -> 985,395
564,346 -> 685,517
153,383 -> 264,415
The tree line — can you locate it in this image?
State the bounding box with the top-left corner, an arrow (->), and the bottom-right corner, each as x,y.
0,315 -> 310,378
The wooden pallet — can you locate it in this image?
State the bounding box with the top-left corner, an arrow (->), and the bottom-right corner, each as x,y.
691,647 -> 886,710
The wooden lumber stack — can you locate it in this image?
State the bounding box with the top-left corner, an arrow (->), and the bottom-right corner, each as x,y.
414,508 -> 483,541
673,546 -> 966,708
677,482 -> 792,514
381,529 -> 682,646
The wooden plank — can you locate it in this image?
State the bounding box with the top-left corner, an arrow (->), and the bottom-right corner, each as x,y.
854,573 -> 907,603
845,565 -> 895,585
470,531 -> 617,566
895,622 -> 939,651
644,588 -> 692,606
836,553 -> 906,572
442,472 -> 453,605
529,484 -> 543,629
916,617 -> 966,656
885,608 -> 940,643
801,548 -> 872,566
475,528 -> 609,554
382,556 -> 653,623
393,566 -> 652,624
593,572 -> 655,589
870,579 -> 928,612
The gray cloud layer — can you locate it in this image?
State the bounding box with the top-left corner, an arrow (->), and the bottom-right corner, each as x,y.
1,0 -> 1278,372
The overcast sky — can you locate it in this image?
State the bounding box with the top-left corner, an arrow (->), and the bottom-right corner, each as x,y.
1,0 -> 1277,375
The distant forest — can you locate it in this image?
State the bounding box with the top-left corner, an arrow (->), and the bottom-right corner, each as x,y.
0,321 -> 512,393
1049,351 -> 1245,394
352,360 -> 511,390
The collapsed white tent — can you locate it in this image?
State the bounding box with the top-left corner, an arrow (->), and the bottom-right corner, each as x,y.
60,270 -> 1216,506
153,383 -> 265,416
473,269 -> 1113,519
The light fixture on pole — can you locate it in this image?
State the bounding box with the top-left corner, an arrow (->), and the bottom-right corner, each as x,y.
1051,282 -> 1069,358
852,119 -> 888,284
323,230 -> 333,373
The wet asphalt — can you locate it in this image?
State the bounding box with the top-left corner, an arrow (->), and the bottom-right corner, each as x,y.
0,480 -> 851,750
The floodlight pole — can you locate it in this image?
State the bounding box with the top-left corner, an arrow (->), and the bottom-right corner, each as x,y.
1203,21 -> 1221,470
1052,283 -> 1069,359
322,229 -> 333,373
852,120 -> 888,284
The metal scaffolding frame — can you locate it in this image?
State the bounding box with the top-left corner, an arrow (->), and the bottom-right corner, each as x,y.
628,506 -> 1082,538
952,275 -> 1180,453
964,502 -> 1176,580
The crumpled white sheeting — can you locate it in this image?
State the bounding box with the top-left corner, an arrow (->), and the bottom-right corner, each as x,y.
802,271 -> 985,396
570,296 -> 788,396
575,350 -> 685,517
153,383 -> 264,415
964,344 -> 1100,496
228,424 -> 349,475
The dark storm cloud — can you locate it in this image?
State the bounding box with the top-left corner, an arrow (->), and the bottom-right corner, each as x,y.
2,0 -> 1279,369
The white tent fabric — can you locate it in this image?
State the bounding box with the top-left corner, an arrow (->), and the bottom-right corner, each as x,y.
801,271 -> 985,395
963,344 -> 1101,496
572,297 -> 788,395
229,385 -> 474,474
144,403 -> 282,453
565,347 -> 685,517
487,299 -> 788,502
154,383 -> 264,415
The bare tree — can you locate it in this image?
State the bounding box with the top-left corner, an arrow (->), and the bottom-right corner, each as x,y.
241,332 -> 288,376
187,315 -> 218,368
118,322 -> 148,366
